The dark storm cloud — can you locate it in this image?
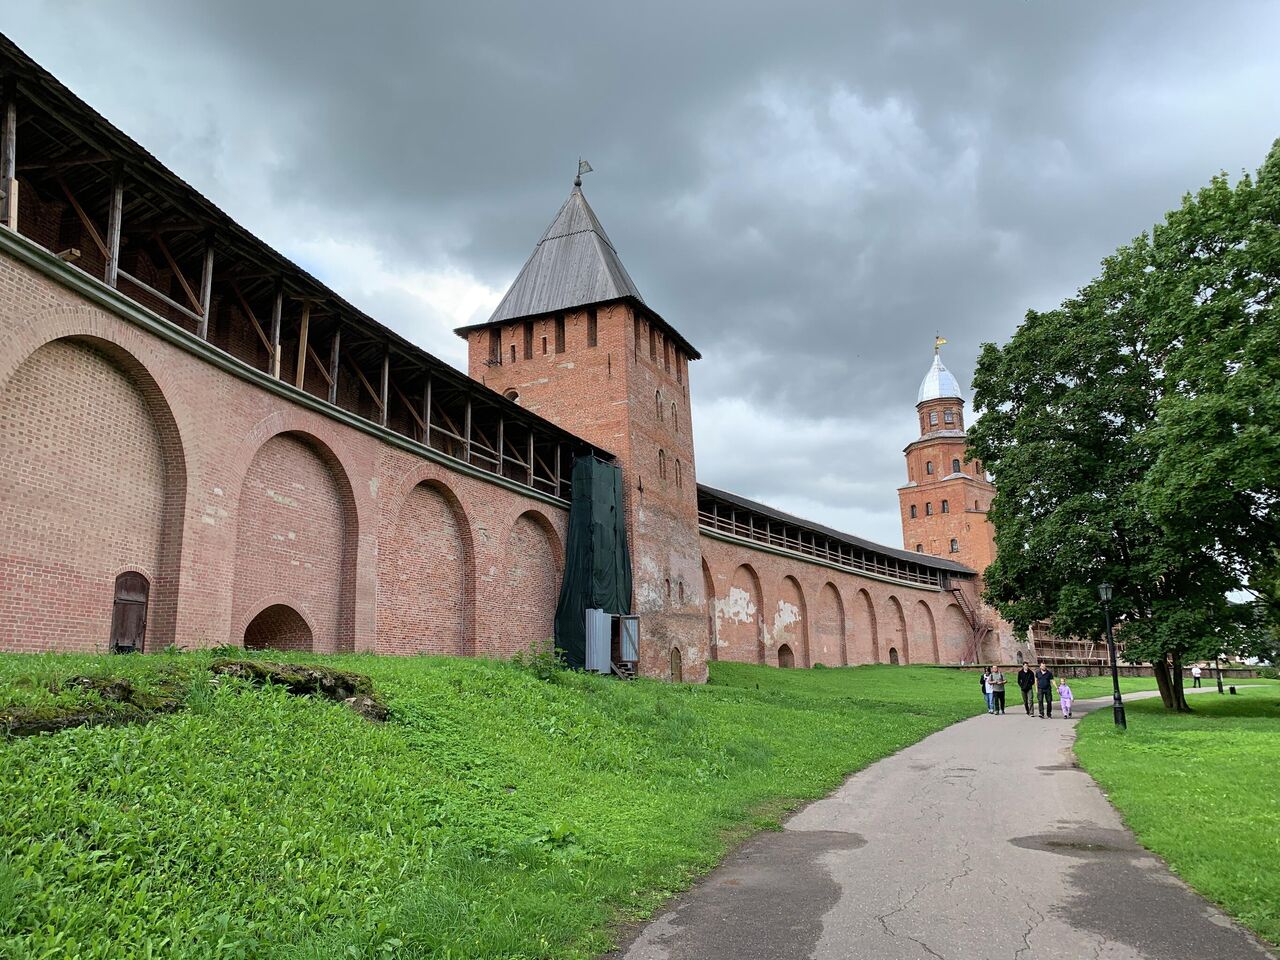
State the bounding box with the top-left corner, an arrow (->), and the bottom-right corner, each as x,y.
7,1 -> 1280,544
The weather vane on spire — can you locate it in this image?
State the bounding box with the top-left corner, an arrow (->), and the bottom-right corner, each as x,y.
575,158 -> 593,187
934,334 -> 947,354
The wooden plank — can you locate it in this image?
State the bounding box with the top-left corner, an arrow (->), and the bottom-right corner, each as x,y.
57,176 -> 109,258
197,237 -> 215,339
230,282 -> 273,354
155,234 -> 202,314
327,327 -> 341,404
104,168 -> 123,288
116,267 -> 203,324
379,345 -> 390,427
528,431 -> 534,485
307,342 -> 332,385
269,285 -> 283,379
294,302 -> 310,388
392,381 -> 426,432
344,354 -> 384,410
464,400 -> 472,463
1,82 -> 16,229
423,375 -> 432,444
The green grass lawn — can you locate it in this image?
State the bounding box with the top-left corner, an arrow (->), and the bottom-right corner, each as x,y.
0,653 -> 982,959
1075,685 -> 1280,947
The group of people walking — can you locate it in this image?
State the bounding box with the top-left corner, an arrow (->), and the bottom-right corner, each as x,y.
981,664 -> 1072,718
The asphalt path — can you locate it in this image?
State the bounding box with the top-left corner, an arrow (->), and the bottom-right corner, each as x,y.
613,687 -> 1277,960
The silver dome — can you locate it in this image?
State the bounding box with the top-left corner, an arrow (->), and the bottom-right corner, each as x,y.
917,353 -> 963,404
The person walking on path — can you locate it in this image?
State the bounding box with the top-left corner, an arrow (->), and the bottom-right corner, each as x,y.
981,668 -> 994,713
1057,679 -> 1074,718
1192,665 -> 1202,688
989,665 -> 1007,715
1017,664 -> 1036,715
1035,664 -> 1055,718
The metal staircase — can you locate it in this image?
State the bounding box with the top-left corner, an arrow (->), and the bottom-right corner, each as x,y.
949,586 -> 992,664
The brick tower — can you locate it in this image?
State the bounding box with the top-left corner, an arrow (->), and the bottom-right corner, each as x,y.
898,346 -> 997,572
457,177 -> 707,681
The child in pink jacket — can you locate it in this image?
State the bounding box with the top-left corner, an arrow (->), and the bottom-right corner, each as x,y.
1057,680 -> 1074,719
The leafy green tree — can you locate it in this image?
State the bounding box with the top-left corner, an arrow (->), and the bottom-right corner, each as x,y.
1142,141 -> 1280,614
967,142 -> 1280,710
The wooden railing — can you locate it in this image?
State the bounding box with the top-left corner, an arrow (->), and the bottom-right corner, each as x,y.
697,509 -> 944,588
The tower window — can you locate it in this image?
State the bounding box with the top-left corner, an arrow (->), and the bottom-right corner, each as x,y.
554,315 -> 565,353
941,500 -> 949,514
929,411 -> 938,426
659,449 -> 667,479
541,336 -> 548,355
649,323 -> 657,360
944,409 -> 955,424
975,499 -> 979,510
488,328 -> 501,363
656,390 -> 663,420
950,538 -> 959,553
587,307 -> 598,348
910,504 -> 917,519
925,502 -> 933,516
915,544 -> 924,553
677,352 -> 684,384
509,344 -> 516,363
504,389 -> 520,404
633,315 -> 641,359
672,402 -> 678,430
523,321 -> 534,359
664,338 -> 671,373
675,459 -> 682,488
952,458 -> 961,474
925,461 -> 934,475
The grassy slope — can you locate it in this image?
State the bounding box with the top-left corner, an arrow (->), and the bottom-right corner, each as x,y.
1075,685 -> 1280,947
0,654 -> 979,960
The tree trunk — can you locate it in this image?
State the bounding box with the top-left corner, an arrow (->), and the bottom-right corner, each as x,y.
1169,651 -> 1191,712
1152,655 -> 1176,709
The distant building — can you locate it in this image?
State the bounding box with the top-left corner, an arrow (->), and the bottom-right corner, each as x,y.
898,349 -> 1107,667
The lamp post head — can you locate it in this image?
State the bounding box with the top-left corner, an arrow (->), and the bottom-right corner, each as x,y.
1098,582 -> 1113,603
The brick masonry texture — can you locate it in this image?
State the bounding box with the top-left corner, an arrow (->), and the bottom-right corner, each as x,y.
0,247 -> 987,675
0,255 -> 567,659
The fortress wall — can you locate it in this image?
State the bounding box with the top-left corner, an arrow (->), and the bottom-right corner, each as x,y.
0,252 -> 567,657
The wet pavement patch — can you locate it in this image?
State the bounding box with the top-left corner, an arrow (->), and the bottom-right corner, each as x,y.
1010,828 -> 1139,859
610,829 -> 865,959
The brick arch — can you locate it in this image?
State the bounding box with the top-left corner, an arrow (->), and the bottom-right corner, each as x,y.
815,583 -> 847,667
231,429 -> 357,653
242,597 -> 317,652
775,575 -> 809,668
916,599 -> 941,663
942,603 -> 970,663
717,563 -> 765,664
702,557 -> 718,661
378,473 -> 475,657
496,508 -> 562,658
852,588 -> 879,664
886,595 -> 909,664
0,333 -> 187,652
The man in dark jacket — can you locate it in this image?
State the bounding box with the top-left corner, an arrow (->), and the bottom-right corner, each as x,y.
1035,664 -> 1055,718
1017,664 -> 1036,715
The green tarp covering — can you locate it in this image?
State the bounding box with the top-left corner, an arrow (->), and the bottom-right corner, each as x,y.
553,456 -> 632,669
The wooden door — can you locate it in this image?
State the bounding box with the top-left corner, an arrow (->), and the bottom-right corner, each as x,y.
111,571 -> 149,653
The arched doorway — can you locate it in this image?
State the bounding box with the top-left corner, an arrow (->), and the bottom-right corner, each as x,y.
889,647 -> 900,665
670,647 -> 684,682
111,571 -> 149,653
244,604 -> 313,652
777,643 -> 795,668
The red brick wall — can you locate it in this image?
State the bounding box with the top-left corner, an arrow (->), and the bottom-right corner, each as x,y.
0,338 -> 171,652
0,251 -> 567,660
701,533 -> 982,667
377,480 -> 469,656
232,433 -> 352,654
496,511 -> 561,659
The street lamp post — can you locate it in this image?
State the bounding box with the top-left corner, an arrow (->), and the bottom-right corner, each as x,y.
1216,655 -> 1225,695
1097,583 -> 1127,729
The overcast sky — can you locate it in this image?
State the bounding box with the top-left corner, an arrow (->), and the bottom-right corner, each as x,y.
7,2 -> 1279,547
